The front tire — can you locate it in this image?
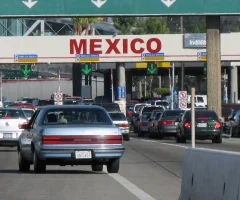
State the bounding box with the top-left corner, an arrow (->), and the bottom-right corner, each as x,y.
33,151 -> 46,173
107,159 -> 120,173
18,151 -> 30,172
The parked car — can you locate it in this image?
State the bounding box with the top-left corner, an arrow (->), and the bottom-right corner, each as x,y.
63,96 -> 83,105
0,108 -> 29,147
176,110 -> 222,143
18,105 -> 125,173
109,112 -> 130,141
157,110 -> 185,139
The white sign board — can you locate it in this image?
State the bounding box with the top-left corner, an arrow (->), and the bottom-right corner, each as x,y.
178,91 -> 188,109
54,92 -> 63,102
114,100 -> 126,116
54,101 -> 63,105
0,34 -> 239,63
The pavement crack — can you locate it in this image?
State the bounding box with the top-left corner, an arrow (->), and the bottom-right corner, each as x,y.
127,144 -> 182,179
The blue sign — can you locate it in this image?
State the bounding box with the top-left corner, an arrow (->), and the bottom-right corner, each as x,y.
76,54 -> 99,62
117,86 -> 126,99
197,52 -> 207,61
142,53 -> 164,57
173,88 -> 178,95
14,54 -> 38,63
141,52 -> 164,61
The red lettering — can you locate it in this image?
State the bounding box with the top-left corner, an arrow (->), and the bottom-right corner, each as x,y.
130,38 -> 144,54
106,39 -> 120,54
90,39 -> 102,54
146,38 -> 162,53
122,39 -> 128,54
70,39 -> 87,54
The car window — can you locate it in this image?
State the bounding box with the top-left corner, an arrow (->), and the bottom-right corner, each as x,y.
22,109 -> 35,119
184,111 -> 219,120
156,102 -> 169,106
162,110 -> 185,119
43,108 -> 111,125
0,109 -> 26,119
109,113 -> 126,121
143,107 -> 164,113
94,103 -> 121,113
154,112 -> 162,120
142,112 -> 151,120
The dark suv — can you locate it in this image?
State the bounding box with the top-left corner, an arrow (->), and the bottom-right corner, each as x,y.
176,110 -> 222,143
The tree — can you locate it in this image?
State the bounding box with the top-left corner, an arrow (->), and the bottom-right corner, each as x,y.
154,88 -> 170,96
72,17 -> 102,35
133,17 -> 169,34
112,17 -> 137,34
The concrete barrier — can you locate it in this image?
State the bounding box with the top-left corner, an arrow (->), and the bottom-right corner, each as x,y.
178,148 -> 240,200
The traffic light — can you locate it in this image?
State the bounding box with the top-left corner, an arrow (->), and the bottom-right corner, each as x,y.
203,67 -> 207,75
82,63 -> 92,76
147,63 -> 158,75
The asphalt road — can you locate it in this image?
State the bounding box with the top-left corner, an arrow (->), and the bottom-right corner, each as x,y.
1,133 -> 240,200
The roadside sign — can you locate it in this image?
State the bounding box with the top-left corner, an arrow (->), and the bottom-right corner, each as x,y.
147,63 -> 158,75
54,92 -> 63,102
142,53 -> 164,61
178,91 -> 188,109
54,101 -> 63,105
179,100 -> 187,109
0,0 -> 240,17
179,91 -> 187,100
117,86 -> 126,99
14,54 -> 38,63
197,52 -> 207,61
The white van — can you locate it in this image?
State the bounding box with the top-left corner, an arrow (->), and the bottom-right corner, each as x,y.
187,95 -> 207,107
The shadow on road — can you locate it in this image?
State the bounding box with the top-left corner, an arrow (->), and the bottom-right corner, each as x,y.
0,169 -> 106,175
0,149 -> 17,152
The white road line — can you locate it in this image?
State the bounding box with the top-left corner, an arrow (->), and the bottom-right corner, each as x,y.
104,166 -> 156,200
131,137 -> 187,148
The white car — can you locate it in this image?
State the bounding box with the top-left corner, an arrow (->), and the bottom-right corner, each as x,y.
109,112 -> 130,141
0,108 -> 28,147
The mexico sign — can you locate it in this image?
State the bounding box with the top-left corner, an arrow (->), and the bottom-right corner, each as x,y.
0,34 -> 240,63
0,0 -> 240,17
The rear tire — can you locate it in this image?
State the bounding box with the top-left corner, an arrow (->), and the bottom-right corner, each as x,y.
107,159 -> 120,173
92,163 -> 103,172
212,135 -> 222,143
125,134 -> 130,141
33,151 -> 46,173
157,130 -> 164,140
138,130 -> 144,137
18,151 -> 30,172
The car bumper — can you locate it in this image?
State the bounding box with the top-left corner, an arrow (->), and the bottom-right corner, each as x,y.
0,138 -> 18,146
37,144 -> 125,160
181,129 -> 222,139
159,127 -> 177,136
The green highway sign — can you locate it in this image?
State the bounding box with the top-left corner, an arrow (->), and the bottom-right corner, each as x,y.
82,64 -> 92,75
2,70 -> 38,78
147,63 -> 158,75
0,0 -> 240,17
21,65 -> 31,76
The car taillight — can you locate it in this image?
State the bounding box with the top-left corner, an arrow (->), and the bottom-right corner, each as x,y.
162,120 -> 175,125
127,111 -> 133,115
18,121 -> 28,128
119,123 -> 129,127
42,135 -> 123,145
184,122 -> 191,128
214,121 -> 221,129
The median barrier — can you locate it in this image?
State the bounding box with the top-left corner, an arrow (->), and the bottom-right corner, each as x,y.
178,148 -> 240,200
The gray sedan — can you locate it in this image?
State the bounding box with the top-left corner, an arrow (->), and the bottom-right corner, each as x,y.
18,105 -> 125,173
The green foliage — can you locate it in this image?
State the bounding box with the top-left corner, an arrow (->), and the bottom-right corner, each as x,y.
154,88 -> 170,95
133,17 -> 169,34
112,17 -> 137,34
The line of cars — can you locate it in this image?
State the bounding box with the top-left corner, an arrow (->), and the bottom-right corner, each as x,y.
128,102 -> 223,144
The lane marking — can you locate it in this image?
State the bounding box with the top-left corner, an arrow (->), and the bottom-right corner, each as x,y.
131,137 -> 187,148
103,166 -> 156,200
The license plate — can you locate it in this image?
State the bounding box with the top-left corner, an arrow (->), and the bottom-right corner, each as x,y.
3,133 -> 12,138
75,151 -> 92,159
197,123 -> 207,128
